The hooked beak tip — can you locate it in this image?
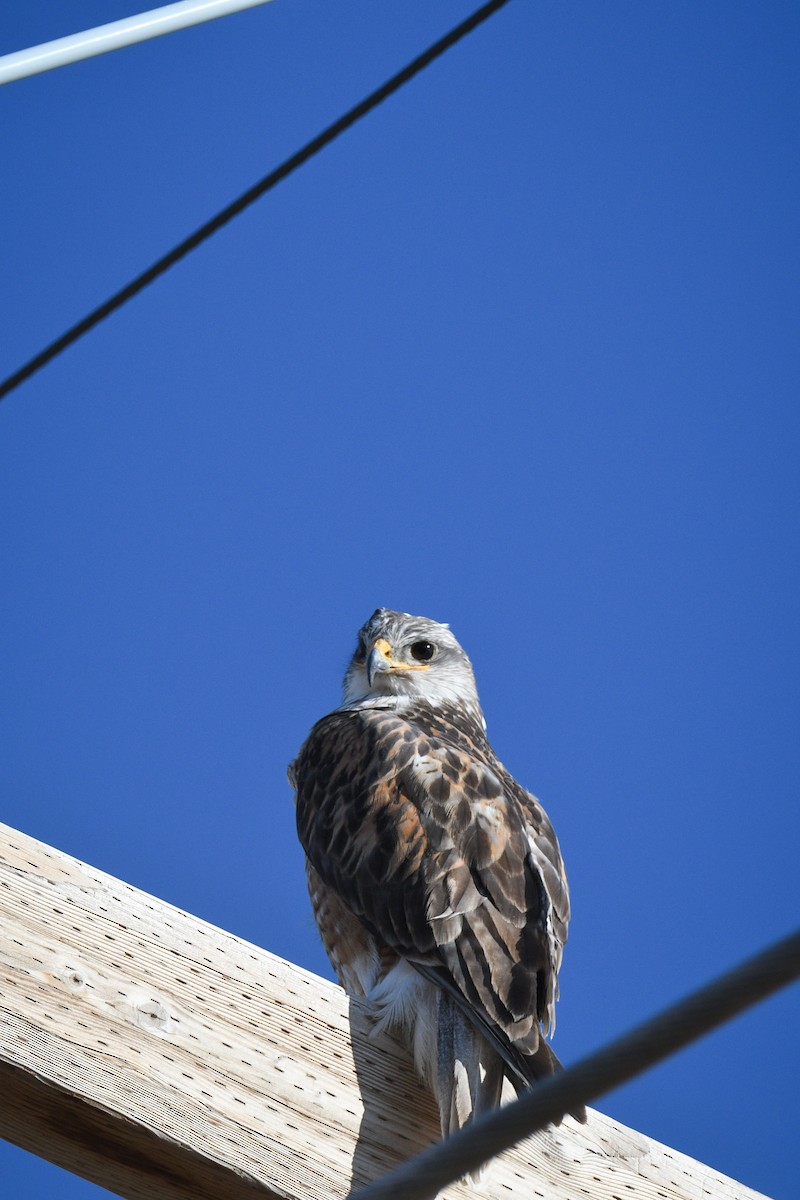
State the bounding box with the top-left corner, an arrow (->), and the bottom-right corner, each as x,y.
366,638 -> 392,687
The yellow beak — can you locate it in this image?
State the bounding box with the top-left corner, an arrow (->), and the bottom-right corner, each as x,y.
366,638 -> 429,686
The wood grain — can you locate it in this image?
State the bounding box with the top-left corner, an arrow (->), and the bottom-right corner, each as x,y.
0,822 -> 769,1200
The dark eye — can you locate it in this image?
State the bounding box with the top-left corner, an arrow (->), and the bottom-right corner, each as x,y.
410,640 -> 436,662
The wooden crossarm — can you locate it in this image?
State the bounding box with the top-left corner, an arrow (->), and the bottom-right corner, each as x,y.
0,822 -> 769,1200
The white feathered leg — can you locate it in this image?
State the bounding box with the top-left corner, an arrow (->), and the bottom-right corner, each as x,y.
367,962 -> 504,1185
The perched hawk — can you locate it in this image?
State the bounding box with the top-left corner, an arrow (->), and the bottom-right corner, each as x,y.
290,609 -> 583,1152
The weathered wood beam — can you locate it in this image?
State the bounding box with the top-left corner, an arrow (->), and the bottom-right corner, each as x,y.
0,822 -> 768,1200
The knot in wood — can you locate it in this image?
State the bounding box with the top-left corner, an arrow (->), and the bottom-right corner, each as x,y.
63,964 -> 86,991
135,998 -> 171,1032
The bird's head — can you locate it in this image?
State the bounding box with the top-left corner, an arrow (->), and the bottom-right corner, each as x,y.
342,608 -> 483,721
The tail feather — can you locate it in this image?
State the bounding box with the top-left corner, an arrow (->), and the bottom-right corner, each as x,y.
435,991 -> 505,1183
415,960 -> 587,1126
370,958 -> 586,1189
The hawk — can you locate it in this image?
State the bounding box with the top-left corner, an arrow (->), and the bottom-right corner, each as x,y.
290,609 -> 583,1155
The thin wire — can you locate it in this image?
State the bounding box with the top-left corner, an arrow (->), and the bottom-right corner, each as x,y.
349,928 -> 800,1200
0,0 -> 512,402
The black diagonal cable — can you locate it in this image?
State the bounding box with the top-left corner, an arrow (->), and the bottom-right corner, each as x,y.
349,928 -> 800,1200
0,0 -> 511,402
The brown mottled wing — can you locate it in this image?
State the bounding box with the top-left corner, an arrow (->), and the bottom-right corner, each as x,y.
293,708 -> 438,964
292,704 -> 569,1061
400,723 -> 569,1045
498,773 -> 570,1035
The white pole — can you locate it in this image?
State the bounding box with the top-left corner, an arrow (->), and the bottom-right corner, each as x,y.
0,0 -> 277,87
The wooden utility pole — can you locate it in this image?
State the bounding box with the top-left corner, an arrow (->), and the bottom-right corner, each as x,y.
0,822 -> 768,1200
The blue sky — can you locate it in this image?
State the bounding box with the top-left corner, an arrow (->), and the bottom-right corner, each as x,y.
1,2 -> 798,1196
